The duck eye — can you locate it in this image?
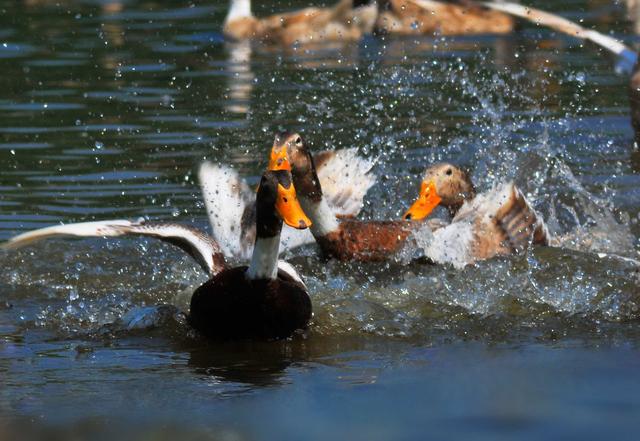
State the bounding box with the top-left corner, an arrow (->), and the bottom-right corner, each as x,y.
295,137 -> 302,145
446,168 -> 453,176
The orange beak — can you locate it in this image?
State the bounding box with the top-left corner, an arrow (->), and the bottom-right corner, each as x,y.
403,180 -> 442,221
269,145 -> 291,171
276,182 -> 312,229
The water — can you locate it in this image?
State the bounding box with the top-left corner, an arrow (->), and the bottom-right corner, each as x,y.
1,0 -> 640,439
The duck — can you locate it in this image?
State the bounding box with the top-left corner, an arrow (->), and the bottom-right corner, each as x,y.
402,163 -> 549,268
375,0 -> 515,36
273,132 -> 548,266
198,133 -> 376,260
223,0 -> 378,46
1,166 -> 314,340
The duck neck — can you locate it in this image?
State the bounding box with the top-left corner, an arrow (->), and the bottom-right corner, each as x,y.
225,0 -> 252,24
246,231 -> 281,280
292,156 -> 340,237
246,194 -> 282,280
300,196 -> 340,237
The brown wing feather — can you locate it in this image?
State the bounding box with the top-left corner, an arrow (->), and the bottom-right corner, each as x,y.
473,186 -> 548,260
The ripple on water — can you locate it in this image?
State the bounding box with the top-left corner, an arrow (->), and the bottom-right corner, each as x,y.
118,63 -> 176,73
25,170 -> 161,183
24,59 -> 88,67
0,142 -> 51,150
0,42 -> 37,59
0,102 -> 85,111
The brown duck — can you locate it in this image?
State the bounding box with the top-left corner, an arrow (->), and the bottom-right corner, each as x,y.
375,0 -> 514,36
223,0 -> 378,46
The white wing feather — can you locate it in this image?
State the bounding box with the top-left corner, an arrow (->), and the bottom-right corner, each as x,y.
481,1 -> 637,70
198,149 -> 377,257
316,148 -> 377,218
198,162 -> 252,259
1,219 -> 224,275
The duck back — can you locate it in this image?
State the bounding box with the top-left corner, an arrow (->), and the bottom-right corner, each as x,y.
316,219 -> 415,261
188,266 -> 312,340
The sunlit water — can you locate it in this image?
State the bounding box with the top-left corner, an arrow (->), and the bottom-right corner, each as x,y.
1,0 -> 640,439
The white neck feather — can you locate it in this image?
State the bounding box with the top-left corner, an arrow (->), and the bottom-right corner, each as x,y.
225,0 -> 252,24
246,233 -> 280,280
300,196 -> 340,237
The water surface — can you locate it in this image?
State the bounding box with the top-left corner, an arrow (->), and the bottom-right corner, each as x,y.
1,0 -> 640,439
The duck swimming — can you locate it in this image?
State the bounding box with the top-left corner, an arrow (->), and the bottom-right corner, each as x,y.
375,0 -> 514,36
272,133 -> 548,266
2,167 -> 314,340
403,163 -> 549,268
198,133 -> 376,260
223,0 -> 378,46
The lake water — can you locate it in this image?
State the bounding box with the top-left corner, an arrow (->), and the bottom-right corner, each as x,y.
1,0 -> 640,439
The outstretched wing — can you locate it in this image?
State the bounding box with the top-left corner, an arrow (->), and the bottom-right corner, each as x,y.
456,183 -> 549,262
198,150 -> 377,257
1,219 -> 226,276
314,148 -> 377,218
481,1 -> 637,71
198,162 -> 253,259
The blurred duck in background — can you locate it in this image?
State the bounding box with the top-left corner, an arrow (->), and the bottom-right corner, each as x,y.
222,0 -> 378,45
375,0 -> 514,36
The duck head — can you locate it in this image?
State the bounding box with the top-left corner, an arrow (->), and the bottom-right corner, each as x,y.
403,163 -> 476,220
269,131 -> 322,202
257,167 -> 311,236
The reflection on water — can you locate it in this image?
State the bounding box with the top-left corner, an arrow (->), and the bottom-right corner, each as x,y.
1,0 -> 640,438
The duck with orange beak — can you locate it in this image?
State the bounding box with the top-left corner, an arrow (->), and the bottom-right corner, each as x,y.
269,134 -> 445,262
2,152 -> 314,340
198,133 -> 377,260
189,162 -> 313,339
402,163 -> 549,268
271,136 -> 548,267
